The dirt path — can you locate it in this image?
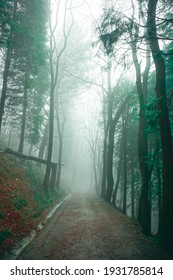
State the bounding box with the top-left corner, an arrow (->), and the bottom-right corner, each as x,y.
18,192 -> 172,260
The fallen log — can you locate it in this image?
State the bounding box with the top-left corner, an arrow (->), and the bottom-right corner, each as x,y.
4,148 -> 64,166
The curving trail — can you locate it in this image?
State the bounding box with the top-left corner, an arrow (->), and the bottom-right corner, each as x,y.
18,192 -> 172,260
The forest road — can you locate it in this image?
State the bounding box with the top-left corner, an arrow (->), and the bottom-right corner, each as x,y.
18,192 -> 172,260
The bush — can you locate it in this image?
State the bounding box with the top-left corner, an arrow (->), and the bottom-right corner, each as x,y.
34,191 -> 53,209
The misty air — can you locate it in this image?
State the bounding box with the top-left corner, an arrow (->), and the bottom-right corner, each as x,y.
0,0 -> 173,262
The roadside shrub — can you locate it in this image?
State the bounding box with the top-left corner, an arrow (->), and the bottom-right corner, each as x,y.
34,191 -> 53,209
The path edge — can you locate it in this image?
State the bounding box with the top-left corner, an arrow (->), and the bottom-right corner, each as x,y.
2,194 -> 72,260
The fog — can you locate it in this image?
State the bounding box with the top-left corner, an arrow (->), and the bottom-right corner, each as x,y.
47,0 -> 103,193
1,0 -> 173,252
58,87 -> 101,193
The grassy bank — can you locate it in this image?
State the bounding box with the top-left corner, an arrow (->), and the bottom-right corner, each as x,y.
0,153 -> 66,258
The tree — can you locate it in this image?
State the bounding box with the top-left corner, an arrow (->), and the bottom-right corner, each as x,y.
43,0 -> 74,191
97,0 -> 152,233
147,0 -> 173,252
0,0 -> 17,132
122,109 -> 128,215
129,1 -> 151,235
105,90 -> 131,202
0,0 -> 14,49
17,0 -> 48,153
0,0 -> 48,154
84,117 -> 103,194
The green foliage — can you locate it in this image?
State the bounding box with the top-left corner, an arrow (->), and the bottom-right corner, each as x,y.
31,191 -> 53,218
26,67 -> 50,145
96,6 -> 134,56
2,0 -> 49,146
97,8 -> 125,55
14,197 -> 28,210
0,0 -> 14,48
34,192 -> 52,208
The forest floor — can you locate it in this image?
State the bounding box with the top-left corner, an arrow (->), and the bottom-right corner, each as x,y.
0,152 -> 66,258
18,192 -> 173,260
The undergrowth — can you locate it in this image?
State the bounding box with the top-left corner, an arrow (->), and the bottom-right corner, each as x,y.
0,153 -> 66,258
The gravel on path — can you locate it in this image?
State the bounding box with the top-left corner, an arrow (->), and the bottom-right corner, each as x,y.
18,192 -> 173,260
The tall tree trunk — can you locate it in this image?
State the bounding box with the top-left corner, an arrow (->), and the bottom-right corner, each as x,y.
105,119 -> 115,202
101,135 -> 107,198
72,137 -> 80,186
137,99 -> 151,235
97,157 -> 103,196
130,44 -> 151,235
112,135 -> 123,207
37,120 -> 49,167
93,158 -> 98,192
0,48 -> 12,132
7,130 -> 12,147
112,163 -> 121,206
18,71 -> 28,153
105,58 -> 114,202
122,112 -> 127,215
157,161 -> 162,237
56,135 -> 63,188
131,163 -> 135,219
0,0 -> 17,132
105,96 -> 131,203
129,0 -> 151,235
55,107 -> 65,189
147,0 -> 173,251
43,87 -> 54,191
